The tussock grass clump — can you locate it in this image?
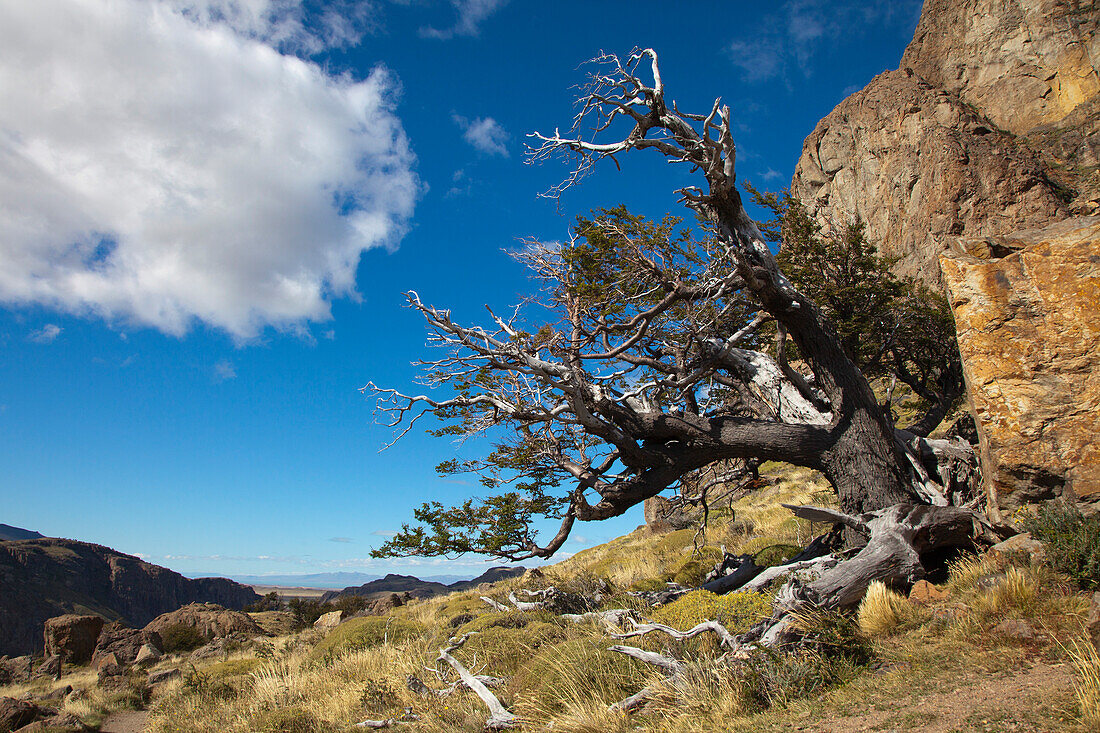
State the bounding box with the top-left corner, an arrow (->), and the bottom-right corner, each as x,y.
309,617 -> 426,661
857,581 -> 922,637
512,638 -> 655,723
252,706 -> 320,732
1022,503 -> 1100,589
651,590 -> 771,632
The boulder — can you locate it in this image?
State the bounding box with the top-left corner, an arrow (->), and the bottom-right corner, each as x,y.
941,217 -> 1100,518
791,0 -> 1099,291
188,632 -> 252,661
147,668 -> 181,686
133,643 -> 160,668
92,653 -> 119,673
35,656 -> 60,681
143,603 -> 264,642
42,615 -> 103,666
901,0 -> 1100,139
14,711 -> 91,732
0,697 -> 41,732
0,657 -> 30,686
92,622 -> 162,666
368,594 -> 405,616
313,610 -> 343,630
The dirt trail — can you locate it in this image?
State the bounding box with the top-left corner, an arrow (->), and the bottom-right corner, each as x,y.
799,662 -> 1077,732
99,710 -> 149,733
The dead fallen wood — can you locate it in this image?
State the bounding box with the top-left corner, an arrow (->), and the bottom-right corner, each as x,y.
742,503 -> 995,647
436,633 -> 515,729
481,596 -> 510,612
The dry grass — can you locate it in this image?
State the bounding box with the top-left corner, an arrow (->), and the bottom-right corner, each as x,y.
857,581 -> 923,637
1068,636 -> 1100,728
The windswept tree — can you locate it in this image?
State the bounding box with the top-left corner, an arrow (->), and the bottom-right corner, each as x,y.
369,49 -> 976,564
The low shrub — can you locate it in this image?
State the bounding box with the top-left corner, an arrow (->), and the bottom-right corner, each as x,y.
1022,503 -> 1100,589
628,578 -> 667,593
160,623 -> 207,653
459,621 -> 568,677
309,617 -> 425,661
753,544 -> 802,568
651,589 -> 771,633
201,657 -> 264,680
181,665 -> 237,703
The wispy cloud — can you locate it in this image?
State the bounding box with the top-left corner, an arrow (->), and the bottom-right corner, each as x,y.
328,536 -> 354,543
453,114 -> 509,157
371,529 -> 397,538
213,359 -> 237,382
420,0 -> 507,40
28,323 -> 61,343
727,0 -> 921,84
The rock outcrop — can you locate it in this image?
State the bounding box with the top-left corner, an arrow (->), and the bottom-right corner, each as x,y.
91,622 -> 162,666
42,615 -> 103,665
790,0 -> 1100,517
941,217 -> 1100,516
791,0 -> 1098,290
791,68 -> 1068,288
0,538 -> 259,657
143,603 -> 264,642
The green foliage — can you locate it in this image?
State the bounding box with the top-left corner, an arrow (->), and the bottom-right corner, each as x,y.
629,578 -> 668,592
673,560 -> 706,587
182,665 -> 237,703
748,184 -> 963,430
651,590 -> 771,632
201,657 -> 264,679
246,591 -> 283,612
1022,503 -> 1100,589
459,622 -> 568,677
309,617 -> 425,660
160,623 -> 207,653
735,610 -> 872,712
753,544 -> 802,568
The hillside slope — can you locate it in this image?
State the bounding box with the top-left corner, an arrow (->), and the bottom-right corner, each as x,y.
0,538 -> 259,656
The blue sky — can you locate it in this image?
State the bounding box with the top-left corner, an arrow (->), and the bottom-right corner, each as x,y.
0,0 -> 923,580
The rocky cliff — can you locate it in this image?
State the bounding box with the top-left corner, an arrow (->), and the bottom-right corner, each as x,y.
791,0 -> 1100,516
0,538 -> 259,656
791,0 -> 1098,289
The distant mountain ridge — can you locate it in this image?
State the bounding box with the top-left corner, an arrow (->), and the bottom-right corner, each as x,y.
0,523 -> 45,541
0,537 -> 259,656
321,566 -> 527,603
220,572 -> 470,589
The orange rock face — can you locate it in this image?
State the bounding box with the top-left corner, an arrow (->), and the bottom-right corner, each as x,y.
941,217 -> 1100,518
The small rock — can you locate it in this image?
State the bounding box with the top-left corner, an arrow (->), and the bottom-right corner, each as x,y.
147,668 -> 181,685
93,652 -> 119,672
992,618 -> 1036,640
36,655 -> 61,680
908,580 -> 948,605
313,610 -> 343,630
34,685 -> 71,704
133,644 -> 161,668
988,533 -> 1047,564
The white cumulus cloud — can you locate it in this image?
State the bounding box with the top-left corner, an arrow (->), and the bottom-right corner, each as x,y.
453,115 -> 509,157
0,0 -> 418,338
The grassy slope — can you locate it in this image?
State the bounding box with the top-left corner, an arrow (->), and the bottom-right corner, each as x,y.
4,463 -> 1097,732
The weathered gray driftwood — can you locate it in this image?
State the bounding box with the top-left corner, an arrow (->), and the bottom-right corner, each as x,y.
437,633 -> 515,729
